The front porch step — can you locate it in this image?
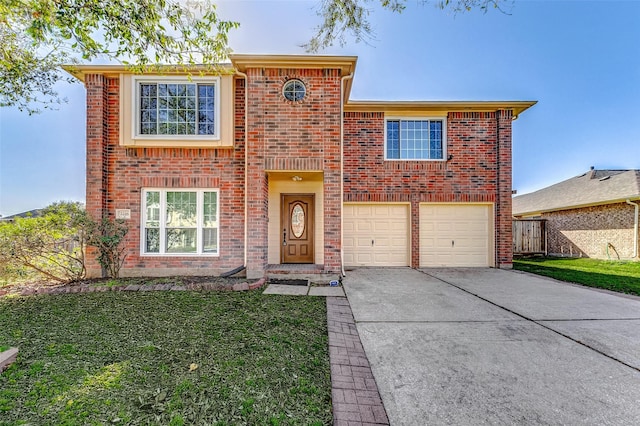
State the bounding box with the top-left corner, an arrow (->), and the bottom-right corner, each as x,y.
266,264 -> 341,285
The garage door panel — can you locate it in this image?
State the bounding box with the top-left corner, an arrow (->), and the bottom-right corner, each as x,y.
373,221 -> 390,232
391,237 -> 407,247
420,204 -> 492,267
344,203 -> 409,267
356,222 -> 373,232
356,237 -> 373,248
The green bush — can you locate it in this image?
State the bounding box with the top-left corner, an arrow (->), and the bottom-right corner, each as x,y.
0,202 -> 89,283
88,217 -> 128,279
0,202 -> 129,283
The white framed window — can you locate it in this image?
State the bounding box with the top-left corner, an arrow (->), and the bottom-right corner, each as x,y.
385,118 -> 446,160
133,76 -> 220,139
141,189 -> 219,256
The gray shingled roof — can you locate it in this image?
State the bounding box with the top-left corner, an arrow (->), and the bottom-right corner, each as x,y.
513,169 -> 640,216
0,209 -> 43,221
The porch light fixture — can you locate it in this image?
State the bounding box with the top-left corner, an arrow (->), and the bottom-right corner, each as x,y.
291,175 -> 303,182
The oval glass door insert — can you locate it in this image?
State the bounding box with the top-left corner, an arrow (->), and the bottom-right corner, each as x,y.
291,203 -> 305,238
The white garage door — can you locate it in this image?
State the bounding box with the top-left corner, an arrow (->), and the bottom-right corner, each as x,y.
420,204 -> 492,267
344,203 -> 410,267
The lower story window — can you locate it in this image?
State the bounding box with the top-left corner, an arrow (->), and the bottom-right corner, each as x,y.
142,189 -> 219,255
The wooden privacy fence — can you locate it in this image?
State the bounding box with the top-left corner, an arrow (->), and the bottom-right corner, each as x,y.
513,219 -> 547,255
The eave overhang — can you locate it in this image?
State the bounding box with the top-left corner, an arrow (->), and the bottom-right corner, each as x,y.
229,54 -> 357,75
345,100 -> 537,118
62,63 -> 235,82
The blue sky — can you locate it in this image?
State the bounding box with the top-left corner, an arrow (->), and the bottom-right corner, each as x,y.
1,0 -> 639,217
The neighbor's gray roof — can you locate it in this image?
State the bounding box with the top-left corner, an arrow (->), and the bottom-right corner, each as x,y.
0,209 -> 43,221
513,169 -> 640,216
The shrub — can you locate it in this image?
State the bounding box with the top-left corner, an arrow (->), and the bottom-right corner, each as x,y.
0,202 -> 130,283
88,217 -> 128,279
0,202 -> 89,283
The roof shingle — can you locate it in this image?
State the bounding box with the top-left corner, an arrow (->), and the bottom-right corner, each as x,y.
513,169 -> 640,216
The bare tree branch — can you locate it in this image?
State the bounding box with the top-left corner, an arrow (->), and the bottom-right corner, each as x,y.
304,0 -> 513,53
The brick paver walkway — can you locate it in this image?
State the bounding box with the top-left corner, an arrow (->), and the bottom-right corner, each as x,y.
327,297 -> 389,425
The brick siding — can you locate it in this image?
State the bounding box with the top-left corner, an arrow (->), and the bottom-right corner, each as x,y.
244,68 -> 343,278
343,111 -> 514,268
83,66 -> 517,276
544,203 -> 638,260
84,75 -> 246,277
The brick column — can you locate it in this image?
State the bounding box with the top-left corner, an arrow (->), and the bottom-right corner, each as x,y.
322,74 -> 342,274
410,196 -> 420,268
84,74 -> 109,277
245,71 -> 268,279
324,168 -> 342,273
496,109 -> 513,268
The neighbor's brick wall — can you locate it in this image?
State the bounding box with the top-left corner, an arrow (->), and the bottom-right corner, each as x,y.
244,68 -> 343,277
543,203 -> 638,259
343,110 -> 514,268
84,75 -> 246,277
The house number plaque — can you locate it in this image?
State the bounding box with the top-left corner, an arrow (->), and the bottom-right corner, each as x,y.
115,209 -> 131,220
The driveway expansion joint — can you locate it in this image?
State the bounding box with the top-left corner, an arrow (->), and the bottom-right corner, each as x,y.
419,269 -> 640,373
327,296 -> 390,426
356,319 -> 527,324
535,317 -> 640,322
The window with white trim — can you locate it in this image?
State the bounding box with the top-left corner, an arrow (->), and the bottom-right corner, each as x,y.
385,118 -> 446,160
142,189 -> 219,255
135,77 -> 220,138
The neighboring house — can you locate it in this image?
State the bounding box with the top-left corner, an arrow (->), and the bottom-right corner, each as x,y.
66,54 -> 535,279
0,209 -> 43,222
513,169 -> 640,260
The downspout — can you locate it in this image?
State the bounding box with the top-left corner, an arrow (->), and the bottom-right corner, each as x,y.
340,72 -> 354,277
221,70 -> 249,278
627,199 -> 639,258
495,110 -> 500,268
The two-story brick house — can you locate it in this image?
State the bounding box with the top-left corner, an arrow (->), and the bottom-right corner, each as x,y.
67,54 -> 535,279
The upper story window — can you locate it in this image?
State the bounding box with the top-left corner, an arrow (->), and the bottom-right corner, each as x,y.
282,79 -> 306,102
385,118 -> 446,160
134,76 -> 220,139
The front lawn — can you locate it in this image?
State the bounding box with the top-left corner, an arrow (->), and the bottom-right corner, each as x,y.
0,291 -> 331,425
513,256 -> 640,296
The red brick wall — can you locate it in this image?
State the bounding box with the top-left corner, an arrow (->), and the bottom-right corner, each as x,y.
496,110 -> 513,268
343,111 -> 513,268
84,74 -> 109,275
244,68 -> 343,277
84,67 -> 515,276
84,75 -> 246,277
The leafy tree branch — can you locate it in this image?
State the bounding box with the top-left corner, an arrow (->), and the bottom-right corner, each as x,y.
1,0 -> 239,114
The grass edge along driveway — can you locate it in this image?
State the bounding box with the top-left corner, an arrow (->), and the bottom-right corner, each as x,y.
0,291 -> 331,425
513,256 -> 640,296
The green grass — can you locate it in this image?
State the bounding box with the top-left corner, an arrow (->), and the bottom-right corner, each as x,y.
0,291 -> 331,425
513,256 -> 640,296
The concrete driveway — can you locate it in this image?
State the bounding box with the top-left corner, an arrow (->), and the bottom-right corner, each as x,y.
343,268 -> 640,425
